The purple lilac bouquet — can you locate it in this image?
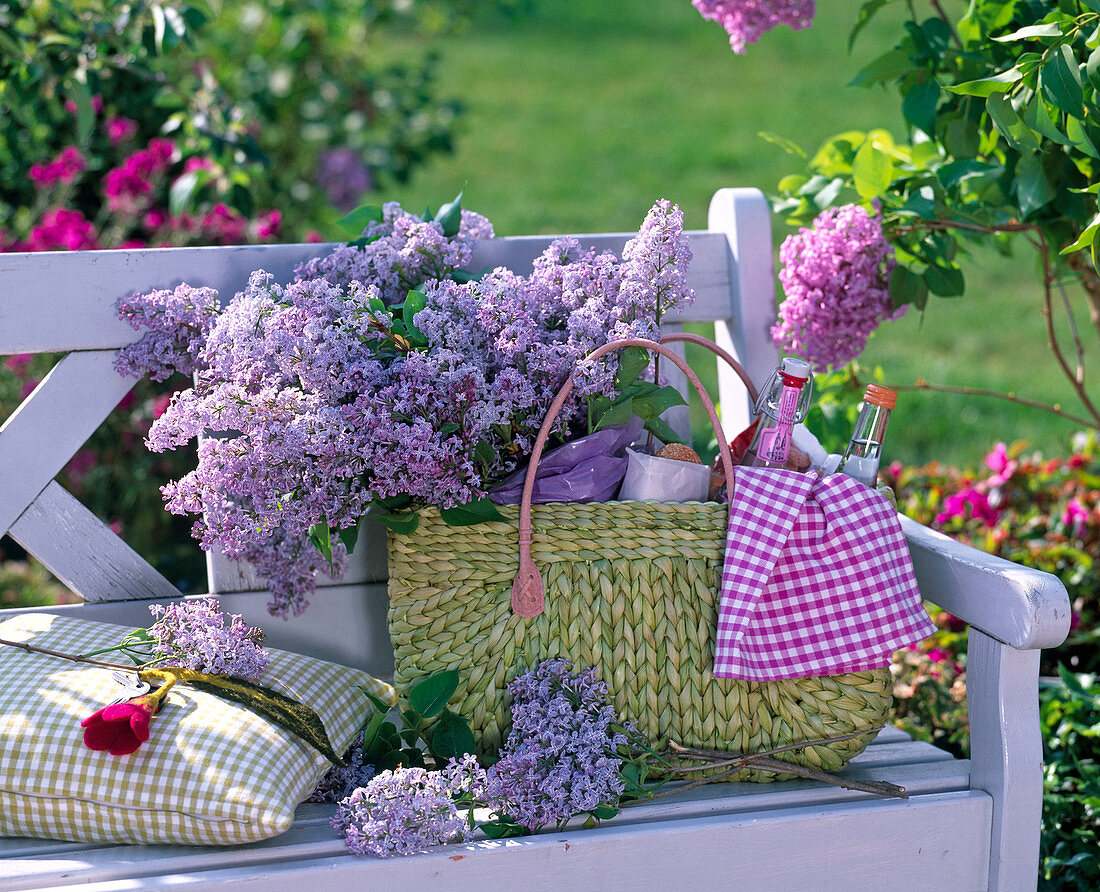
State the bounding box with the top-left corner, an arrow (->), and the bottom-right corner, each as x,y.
772,203 -> 901,371
692,0 -> 815,54
119,198 -> 694,616
484,659 -> 629,831
331,766 -> 474,857
147,597 -> 269,681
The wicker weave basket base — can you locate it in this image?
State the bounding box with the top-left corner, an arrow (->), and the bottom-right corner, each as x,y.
388,503 -> 893,781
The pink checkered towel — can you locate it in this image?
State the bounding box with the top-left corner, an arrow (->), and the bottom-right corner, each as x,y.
713,468 -> 936,680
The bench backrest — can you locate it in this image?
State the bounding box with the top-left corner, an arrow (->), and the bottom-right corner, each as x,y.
0,187 -> 778,670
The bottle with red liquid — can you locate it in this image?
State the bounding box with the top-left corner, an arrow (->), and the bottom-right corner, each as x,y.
739,357 -> 813,469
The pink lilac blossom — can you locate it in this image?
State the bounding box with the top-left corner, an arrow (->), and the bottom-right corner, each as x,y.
331,767 -> 473,857
29,147 -> 87,187
693,0 -> 815,54
114,283 -> 220,381
772,203 -> 901,371
484,660 -> 629,831
147,597 -> 269,680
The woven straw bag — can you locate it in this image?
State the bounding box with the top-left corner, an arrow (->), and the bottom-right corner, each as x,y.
387,337 -> 892,779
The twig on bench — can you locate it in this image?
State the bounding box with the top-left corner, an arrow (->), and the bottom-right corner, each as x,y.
0,637 -> 139,673
622,730 -> 908,805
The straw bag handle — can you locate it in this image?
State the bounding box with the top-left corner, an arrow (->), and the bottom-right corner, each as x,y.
510,337 -> 738,618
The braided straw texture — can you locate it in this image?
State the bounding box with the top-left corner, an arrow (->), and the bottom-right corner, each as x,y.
388,503 -> 893,781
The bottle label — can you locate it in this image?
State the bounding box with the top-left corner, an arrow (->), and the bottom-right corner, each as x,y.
757,383 -> 800,464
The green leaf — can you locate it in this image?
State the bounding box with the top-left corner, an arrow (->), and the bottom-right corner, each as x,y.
985,94 -> 1040,153
481,820 -> 529,839
337,520 -> 361,556
1015,152 -> 1056,217
632,385 -> 687,419
757,131 -> 806,158
1060,215 -> 1100,255
849,0 -> 890,51
402,288 -> 428,344
356,685 -> 393,716
614,346 -> 650,388
68,78 -> 95,145
848,49 -> 911,88
308,520 -> 333,565
1088,45 -> 1100,92
169,169 -> 209,217
1022,95 -> 1076,146
593,396 -> 635,430
429,709 -> 477,759
590,804 -> 619,820
643,415 -> 683,445
947,68 -> 1023,97
336,205 -> 383,237
409,670 -> 459,717
1040,46 -> 1085,120
992,23 -> 1064,42
924,264 -> 965,297
888,265 -> 929,310
371,510 -> 420,534
435,191 -> 464,237
439,496 -> 507,526
852,138 -> 894,199
902,80 -> 939,136
141,668 -> 345,765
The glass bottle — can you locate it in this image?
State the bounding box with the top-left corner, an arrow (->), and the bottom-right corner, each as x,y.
837,384 -> 897,486
740,357 -> 813,469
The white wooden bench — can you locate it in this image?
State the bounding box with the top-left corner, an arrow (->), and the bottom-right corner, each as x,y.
0,188 -> 1072,891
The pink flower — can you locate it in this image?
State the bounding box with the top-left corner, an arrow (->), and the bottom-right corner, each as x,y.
200,203 -> 248,244
1062,497 -> 1089,539
151,394 -> 173,419
64,94 -> 104,115
29,147 -> 87,187
935,487 -> 999,526
984,442 -> 1017,487
20,378 -> 39,400
105,116 -> 138,145
80,678 -> 175,756
24,207 -> 98,251
256,209 -> 282,240
183,156 -> 215,173
3,354 -> 33,375
66,449 -> 98,488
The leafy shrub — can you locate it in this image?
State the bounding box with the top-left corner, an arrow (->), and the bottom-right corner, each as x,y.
1040,668 -> 1100,890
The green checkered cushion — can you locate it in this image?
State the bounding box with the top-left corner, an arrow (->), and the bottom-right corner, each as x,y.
0,613 -> 395,846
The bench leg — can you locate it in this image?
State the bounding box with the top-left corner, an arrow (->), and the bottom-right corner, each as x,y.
967,628 -> 1043,891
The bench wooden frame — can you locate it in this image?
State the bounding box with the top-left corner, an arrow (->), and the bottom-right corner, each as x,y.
0,188 -> 1071,891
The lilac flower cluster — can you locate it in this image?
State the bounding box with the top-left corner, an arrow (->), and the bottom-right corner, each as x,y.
131,200 -> 692,615
331,767 -> 473,858
114,283 -> 220,381
294,201 -> 494,305
147,597 -> 269,680
484,659 -> 629,831
693,0 -> 815,54
309,739 -> 375,804
772,203 -> 902,371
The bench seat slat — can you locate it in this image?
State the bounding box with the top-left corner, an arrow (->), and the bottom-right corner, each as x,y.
2,743 -> 973,891
5,789 -> 991,892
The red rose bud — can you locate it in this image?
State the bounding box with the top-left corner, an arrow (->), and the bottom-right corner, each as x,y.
80,676 -> 176,756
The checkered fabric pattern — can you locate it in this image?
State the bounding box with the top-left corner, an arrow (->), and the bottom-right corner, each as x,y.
714,469 -> 936,680
0,613 -> 394,846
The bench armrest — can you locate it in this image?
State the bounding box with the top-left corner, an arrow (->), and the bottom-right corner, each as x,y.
900,514 -> 1071,651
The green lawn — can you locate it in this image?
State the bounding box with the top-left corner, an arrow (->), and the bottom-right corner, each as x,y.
378,0 -> 1094,468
